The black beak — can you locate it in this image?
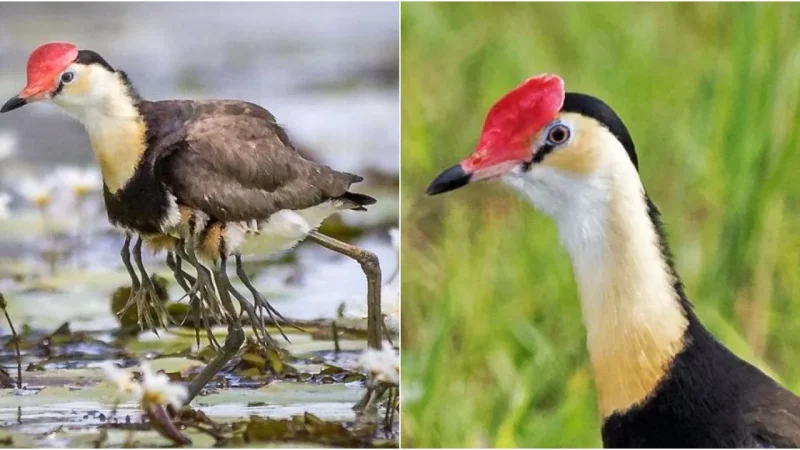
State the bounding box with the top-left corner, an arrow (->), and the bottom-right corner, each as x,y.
426,164 -> 472,196
0,96 -> 26,114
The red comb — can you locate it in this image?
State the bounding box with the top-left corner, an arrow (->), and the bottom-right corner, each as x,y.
22,42 -> 79,97
477,74 -> 565,153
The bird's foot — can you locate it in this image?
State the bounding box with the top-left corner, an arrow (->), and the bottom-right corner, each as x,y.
116,284 -> 159,333
225,282 -> 276,349
234,255 -> 302,342
182,271 -> 227,350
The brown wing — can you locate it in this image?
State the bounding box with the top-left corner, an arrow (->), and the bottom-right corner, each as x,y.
143,100 -> 368,222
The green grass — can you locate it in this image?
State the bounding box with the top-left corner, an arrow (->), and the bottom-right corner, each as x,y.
400,3 -> 800,447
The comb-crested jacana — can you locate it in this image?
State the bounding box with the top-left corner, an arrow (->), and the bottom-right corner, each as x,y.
1,42 -> 383,405
427,74 -> 800,447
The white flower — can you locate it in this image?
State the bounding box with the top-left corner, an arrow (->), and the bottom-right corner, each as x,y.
139,362 -> 188,410
0,131 -> 18,160
358,341 -> 399,385
100,361 -> 188,410
100,361 -> 143,400
53,166 -> 103,199
0,193 -> 11,220
16,176 -> 53,209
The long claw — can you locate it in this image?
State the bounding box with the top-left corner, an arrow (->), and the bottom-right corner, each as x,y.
132,238 -> 172,330
167,252 -> 203,347
226,280 -> 276,348
234,255 -> 301,341
175,238 -> 229,350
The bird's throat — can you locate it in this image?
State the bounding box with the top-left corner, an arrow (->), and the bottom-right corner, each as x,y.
55,68 -> 147,194
556,171 -> 689,418
89,116 -> 148,193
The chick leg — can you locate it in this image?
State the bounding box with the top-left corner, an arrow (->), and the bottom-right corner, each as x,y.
178,253 -> 250,406
174,238 -> 226,349
210,253 -> 243,330
132,238 -> 172,329
166,252 -> 206,349
234,255 -> 298,342
223,271 -> 276,349
117,237 -> 160,331
120,234 -> 140,294
177,235 -> 227,323
180,250 -> 275,349
307,231 -> 382,349
118,234 -> 144,326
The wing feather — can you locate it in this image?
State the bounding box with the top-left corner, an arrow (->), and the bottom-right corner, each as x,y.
144,100 -> 365,222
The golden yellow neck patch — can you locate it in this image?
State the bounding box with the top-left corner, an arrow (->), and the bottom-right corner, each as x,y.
89,117 -> 147,193
567,144 -> 689,418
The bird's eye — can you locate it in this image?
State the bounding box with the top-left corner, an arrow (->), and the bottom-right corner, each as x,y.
60,71 -> 75,84
546,124 -> 571,146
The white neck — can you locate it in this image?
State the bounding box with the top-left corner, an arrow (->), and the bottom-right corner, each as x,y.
52,65 -> 140,130
52,66 -> 145,193
504,126 -> 688,417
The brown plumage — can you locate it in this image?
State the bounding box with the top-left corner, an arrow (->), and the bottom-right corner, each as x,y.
140,100 -> 371,225
99,97 -> 373,237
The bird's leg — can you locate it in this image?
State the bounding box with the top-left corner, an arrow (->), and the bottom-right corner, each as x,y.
177,236 -> 227,323
174,238 -> 227,349
224,269 -> 276,349
132,237 -> 172,330
166,252 -> 202,349
170,252 -> 221,351
232,255 -> 265,335
183,326 -> 244,405
306,231 -> 384,415
184,246 -> 284,380
234,255 -> 295,342
171,248 -> 205,305
211,254 -> 240,325
307,231 -> 382,349
165,252 -> 191,321
120,233 -> 140,298
199,301 -> 222,351
173,269 -> 221,351
117,237 -> 158,331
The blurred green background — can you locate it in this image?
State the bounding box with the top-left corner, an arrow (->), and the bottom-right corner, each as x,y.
400,2 -> 800,447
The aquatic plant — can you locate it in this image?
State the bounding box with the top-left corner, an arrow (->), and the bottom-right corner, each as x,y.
101,361 -> 191,445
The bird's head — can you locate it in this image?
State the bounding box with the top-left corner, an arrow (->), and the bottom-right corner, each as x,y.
1,42 -> 134,122
426,74 -> 638,219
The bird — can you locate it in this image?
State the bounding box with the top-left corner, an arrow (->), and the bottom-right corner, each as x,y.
426,74 -> 800,447
1,42 -> 384,405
